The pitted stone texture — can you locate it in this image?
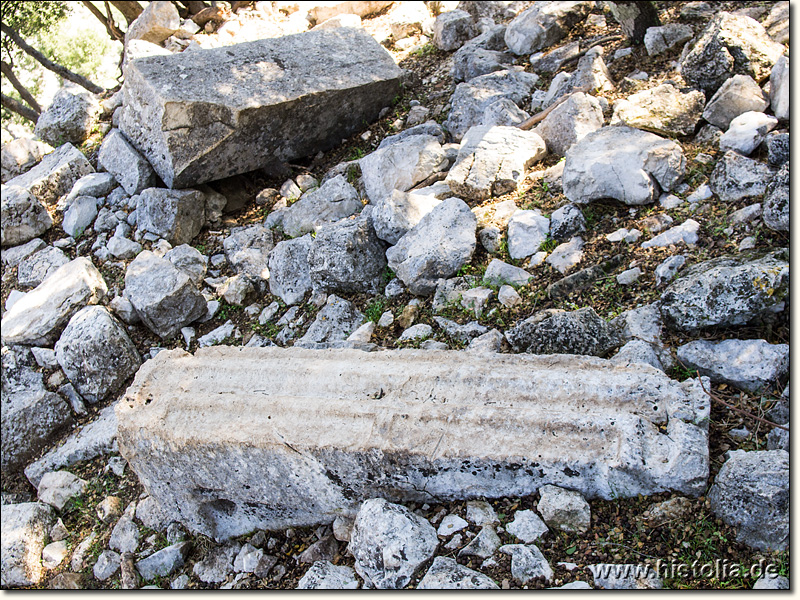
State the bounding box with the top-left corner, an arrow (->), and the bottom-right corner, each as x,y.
676,339 -> 788,393
660,251 -> 788,332
708,151 -> 774,202
563,126 -> 685,206
124,251 -> 207,339
297,561 -> 359,589
371,189 -> 441,245
504,1 -> 593,55
611,83 -> 705,137
418,556 -> 499,589
34,86 -> 99,147
506,307 -> 621,357
763,163 -> 788,232
97,129 -> 157,196
120,28 -> 402,188
55,306 -> 141,404
536,485 -> 590,533
1,138 -> 52,184
535,92 -> 603,157
549,204 -> 585,241
308,215 -> 388,295
708,450 -> 788,551
4,143 -> 94,206
268,235 -> 313,305
386,197 -> 477,296
1,502 -> 56,587
349,498 -> 438,589
297,294 -> 364,345
116,346 -> 710,539
136,188 -> 205,245
1,257 -> 107,346
281,175 -> 361,238
444,70 -> 540,142
164,244 -> 207,285
222,224 -> 274,282
447,125 -> 546,201
679,12 -> 784,95
1,185 -> 53,247
701,75 -> 768,130
124,0 -> 179,45
361,135 -> 444,205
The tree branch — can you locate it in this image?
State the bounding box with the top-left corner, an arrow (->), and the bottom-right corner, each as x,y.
109,0 -> 143,26
81,0 -> 122,42
0,21 -> 104,94
1,92 -> 39,123
1,60 -> 41,113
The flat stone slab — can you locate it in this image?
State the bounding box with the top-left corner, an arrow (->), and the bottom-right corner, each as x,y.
120,28 -> 402,188
117,347 -> 710,540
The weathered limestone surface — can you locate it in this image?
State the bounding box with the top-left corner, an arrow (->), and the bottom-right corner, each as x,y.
120,28 -> 403,188
117,347 -> 710,540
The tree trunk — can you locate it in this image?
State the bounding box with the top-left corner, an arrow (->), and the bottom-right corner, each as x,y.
0,22 -> 105,94
0,60 -> 41,114
109,0 -> 143,25
2,92 -> 39,123
607,1 -> 660,44
81,0 -> 123,41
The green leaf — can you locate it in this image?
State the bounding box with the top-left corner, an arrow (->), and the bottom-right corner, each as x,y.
565,546 -> 577,555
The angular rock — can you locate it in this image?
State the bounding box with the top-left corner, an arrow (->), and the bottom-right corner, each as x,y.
371,189 -> 441,245
136,542 -> 191,582
765,131 -> 789,166
701,75 -> 768,130
762,1 -> 789,43
1,138 -> 52,184
4,143 -> 93,206
297,294 -> 364,345
643,23 -> 693,56
223,224 -> 274,282
398,323 -> 433,342
708,151 -> 774,202
116,346 -> 711,539
660,250 -> 788,331
452,25 -> 512,83
193,543 -> 239,583
125,0 -> 179,45
34,86 -> 99,147
433,317 -> 488,345
763,163 -> 788,232
120,28 -> 402,188
563,126 -> 686,206
349,497 -> 438,589
546,236 -> 584,274
459,525 -> 501,559
679,12 -> 784,95
610,83 -> 705,137
481,97 -> 530,127
387,197 -> 477,296
432,9 -> 476,51
37,471 -> 87,511
753,574 -> 790,590
708,450 -> 788,551
446,125 -> 546,201
361,135 -> 444,205
676,339 -> 788,393
444,70 -> 539,142
507,210 -> 549,260
540,47 -> 614,109
719,111 -> 777,155
1,502 -> 56,587
61,195 -> 97,239
589,563 -> 663,589
308,215 -> 388,295
164,244 -> 206,285
504,1 -> 592,55
483,259 -> 532,288
297,561 -> 359,589
55,306 -> 141,403
529,40 -> 580,73
549,203 -> 585,241
769,55 -> 788,121
97,129 -> 157,196
123,251 -> 207,339
93,550 -> 121,581
307,1 -> 394,24
418,556 -> 498,589
136,188 -> 205,245
1,257 -> 107,346
535,92 -> 603,157
506,307 -> 621,356
1,185 -> 53,247
536,485 -> 590,533
268,235 -> 313,305
281,175 -> 361,238
64,172 -> 118,206
500,544 -> 552,585
640,219 -> 700,249
506,510 -> 548,543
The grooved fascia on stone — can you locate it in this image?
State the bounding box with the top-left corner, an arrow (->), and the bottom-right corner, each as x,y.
116,347 -> 710,540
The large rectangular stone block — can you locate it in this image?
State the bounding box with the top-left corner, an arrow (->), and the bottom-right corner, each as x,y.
117,347 -> 710,540
119,28 -> 403,188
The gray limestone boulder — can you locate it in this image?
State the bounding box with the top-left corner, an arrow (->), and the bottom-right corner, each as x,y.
164,244 -> 207,285
298,561 -> 359,589
643,23 -> 693,56
222,224 -> 274,283
766,131 -> 789,166
1,257 -> 108,346
361,135 -> 445,205
4,143 -> 94,206
563,126 -> 685,206
769,55 -> 788,122
708,450 -> 788,551
660,250 -> 789,331
1,138 -> 52,184
640,219 -> 699,249
17,246 -> 69,288
418,556 -> 499,589
459,525 -> 501,559
106,236 -> 142,260
481,97 -> 530,128
719,111 -> 777,155
535,92 -> 603,157
120,28 -> 402,188
483,259 -> 532,288
506,307 -> 621,356
536,485 -> 590,533
589,563 -> 663,589
762,1 -> 789,43
123,251 -> 207,339
349,497 -> 439,589
1,502 -> 56,587
371,189 -> 441,245
64,172 -> 118,205
507,210 -> 549,260
37,470 -> 87,511
55,306 -> 141,403
763,163 -> 788,232
500,544 -> 553,585
446,125 -> 546,201
136,187 -> 205,246
549,203 -> 585,241
753,574 -> 790,590
386,197 -> 477,296
504,1 -> 593,55
506,509 -> 548,543
611,83 -> 705,137
297,295 -> 364,345
1,185 -> 53,247
432,9 -> 476,51
540,47 -> 614,109
136,542 -> 191,582
676,339 -> 788,393
97,129 -> 157,196
444,70 -> 540,142
124,0 -> 179,45
282,175 -> 361,238
34,86 -> 100,147
61,195 -> 97,239
701,75 -> 768,130
679,12 -> 784,95
708,151 -> 774,202
433,317 -> 489,345
452,25 -> 512,83
268,235 -> 313,305
193,543 -> 239,583
308,215 -> 388,295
